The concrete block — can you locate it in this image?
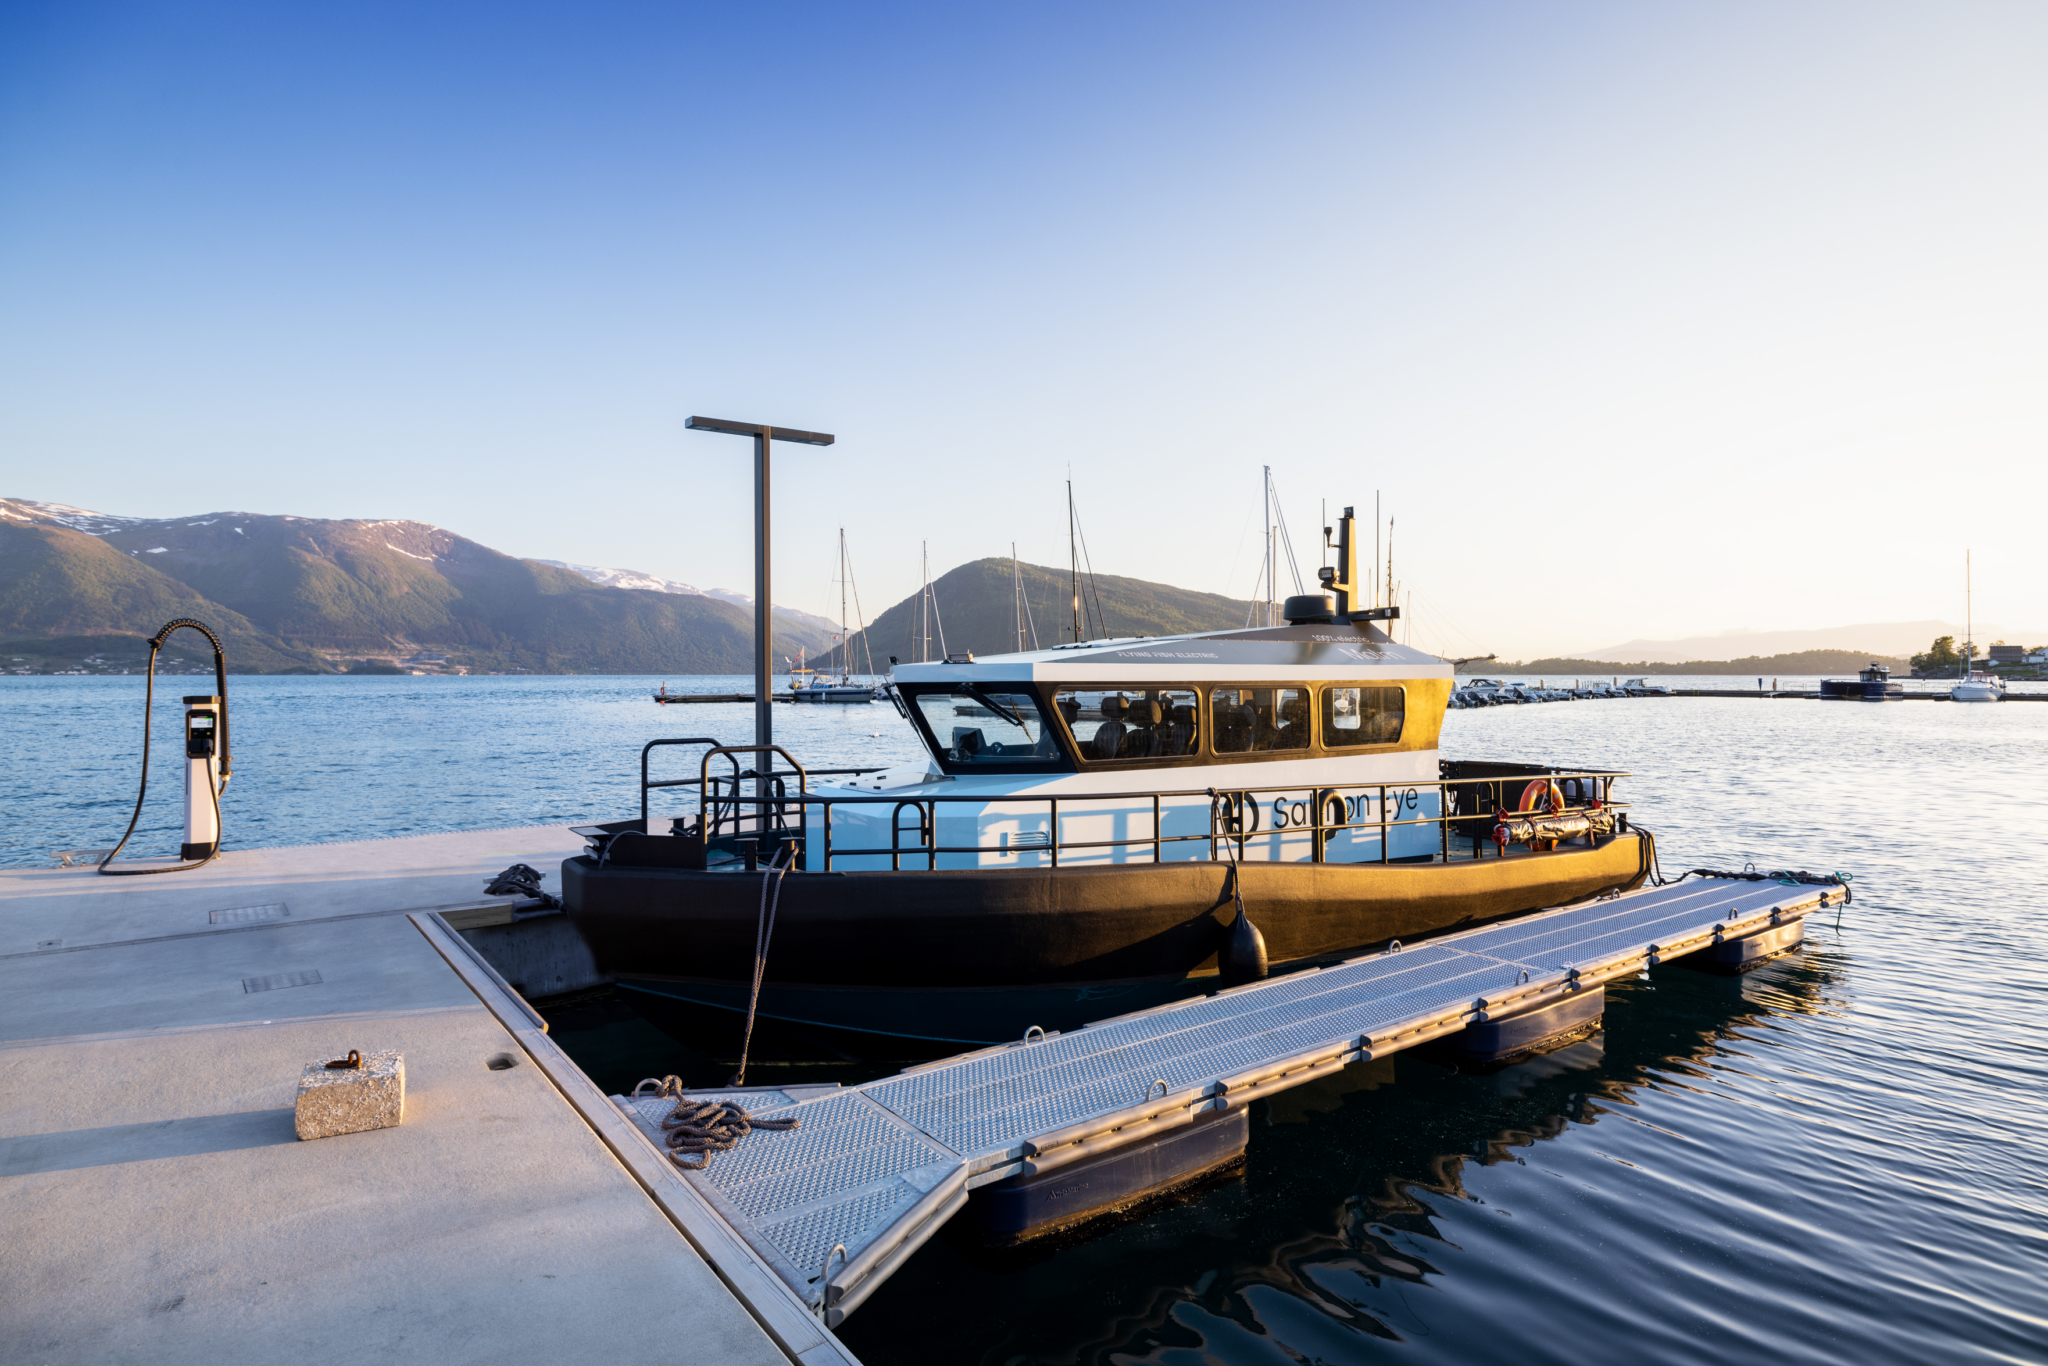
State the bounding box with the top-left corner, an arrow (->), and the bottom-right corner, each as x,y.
295,1049 -> 405,1140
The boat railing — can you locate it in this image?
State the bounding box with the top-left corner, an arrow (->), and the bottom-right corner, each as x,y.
634,745 -> 1630,870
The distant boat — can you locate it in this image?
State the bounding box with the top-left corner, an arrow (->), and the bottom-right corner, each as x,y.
1949,550 -> 2003,703
789,529 -> 879,704
1820,662 -> 1904,701
1951,674 -> 2004,703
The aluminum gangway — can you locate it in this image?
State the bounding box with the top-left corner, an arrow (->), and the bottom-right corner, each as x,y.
613,877 -> 1834,1325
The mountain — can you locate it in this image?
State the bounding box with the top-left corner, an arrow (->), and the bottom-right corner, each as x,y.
830,557 -> 1260,668
532,559 -> 841,634
1572,620 -> 2047,664
0,507 -> 325,671
1509,649 -> 1912,677
0,498 -> 835,674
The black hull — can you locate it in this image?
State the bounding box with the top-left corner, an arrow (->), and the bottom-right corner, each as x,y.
1819,679 -> 1904,700
566,833 -> 1654,1056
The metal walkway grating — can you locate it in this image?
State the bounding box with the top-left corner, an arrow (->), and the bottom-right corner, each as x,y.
611,877 -> 1828,1327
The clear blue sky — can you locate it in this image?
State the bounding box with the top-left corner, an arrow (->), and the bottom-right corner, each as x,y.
3,2 -> 2044,657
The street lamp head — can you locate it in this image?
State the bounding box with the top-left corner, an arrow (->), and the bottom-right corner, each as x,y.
686,415 -> 835,446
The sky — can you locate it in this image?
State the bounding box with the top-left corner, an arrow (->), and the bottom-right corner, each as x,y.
2,1 -> 2044,659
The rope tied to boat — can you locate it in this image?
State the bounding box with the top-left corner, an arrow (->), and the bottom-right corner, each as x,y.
483,863 -> 561,909
631,1075 -> 799,1170
731,842 -> 796,1087
1678,867 -> 1853,904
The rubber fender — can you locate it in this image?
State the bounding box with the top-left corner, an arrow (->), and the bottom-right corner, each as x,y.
1219,904 -> 1268,988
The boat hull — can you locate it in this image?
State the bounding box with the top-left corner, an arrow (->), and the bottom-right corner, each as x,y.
1819,679 -> 1904,700
566,832 -> 1653,1054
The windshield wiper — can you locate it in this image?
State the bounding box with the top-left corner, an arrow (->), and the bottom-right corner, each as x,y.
960,684 -> 1030,732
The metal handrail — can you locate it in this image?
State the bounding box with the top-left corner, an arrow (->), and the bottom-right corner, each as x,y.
640,765 -> 1628,871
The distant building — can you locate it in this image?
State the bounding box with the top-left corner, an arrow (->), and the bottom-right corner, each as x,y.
1988,645 -> 2026,664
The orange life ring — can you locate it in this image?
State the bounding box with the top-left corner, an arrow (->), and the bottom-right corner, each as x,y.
1516,779 -> 1565,815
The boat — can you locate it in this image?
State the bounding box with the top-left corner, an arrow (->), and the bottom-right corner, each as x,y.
790,530 -> 880,704
1820,662 -> 1904,701
1949,550 -> 2003,703
563,508 -> 1656,1060
1951,673 -> 2004,703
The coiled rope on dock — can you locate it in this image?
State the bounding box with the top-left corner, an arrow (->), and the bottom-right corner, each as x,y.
482,863 -> 561,909
631,1075 -> 800,1170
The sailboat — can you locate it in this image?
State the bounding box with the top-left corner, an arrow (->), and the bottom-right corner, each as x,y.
1951,550 -> 2005,703
791,529 -> 880,703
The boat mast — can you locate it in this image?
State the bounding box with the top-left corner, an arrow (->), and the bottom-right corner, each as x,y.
1013,543 -> 1025,653
1966,549 -> 1973,677
921,542 -> 930,664
1068,479 -> 1081,643
1263,466 -> 1274,628
838,528 -> 849,681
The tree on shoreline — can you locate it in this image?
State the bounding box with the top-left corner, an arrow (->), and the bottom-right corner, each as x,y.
1910,635 -> 1961,674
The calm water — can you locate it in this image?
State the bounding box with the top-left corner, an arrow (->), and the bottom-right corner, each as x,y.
5,676 -> 2046,1363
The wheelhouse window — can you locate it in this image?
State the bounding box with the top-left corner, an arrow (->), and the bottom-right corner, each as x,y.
1051,688 -> 1200,761
1210,688 -> 1310,754
906,688 -> 1064,768
1323,685 -> 1404,746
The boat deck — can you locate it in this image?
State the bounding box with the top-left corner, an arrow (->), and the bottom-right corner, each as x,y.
616,877 -> 1831,1326
0,829 -> 858,1365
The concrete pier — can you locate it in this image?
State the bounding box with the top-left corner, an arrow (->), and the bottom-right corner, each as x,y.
1,828 -> 859,1365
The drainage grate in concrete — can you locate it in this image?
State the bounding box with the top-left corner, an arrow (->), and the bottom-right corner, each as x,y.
242,970 -> 323,993
212,904 -> 290,925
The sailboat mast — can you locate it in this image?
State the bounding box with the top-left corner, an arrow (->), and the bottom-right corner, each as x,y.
1386,516 -> 1395,614
1966,549 -> 1973,676
921,542 -> 930,664
1013,543 -> 1025,653
1068,480 -> 1081,643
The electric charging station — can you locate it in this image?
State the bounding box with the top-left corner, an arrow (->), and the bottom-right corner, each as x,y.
101,617 -> 233,877
181,695 -> 223,860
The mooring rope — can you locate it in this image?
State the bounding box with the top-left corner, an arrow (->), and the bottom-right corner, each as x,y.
482,863 -> 561,908
1678,866 -> 1853,903
1207,789 -> 1251,923
731,842 -> 795,1087
631,1075 -> 800,1170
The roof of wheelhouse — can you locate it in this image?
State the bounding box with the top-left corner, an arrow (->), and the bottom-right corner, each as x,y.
891,620 -> 1454,685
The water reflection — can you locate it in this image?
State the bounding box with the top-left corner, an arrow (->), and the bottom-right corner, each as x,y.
839,950 -> 1843,1365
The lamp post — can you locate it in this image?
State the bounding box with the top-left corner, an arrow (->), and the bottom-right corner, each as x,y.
684,416 -> 836,756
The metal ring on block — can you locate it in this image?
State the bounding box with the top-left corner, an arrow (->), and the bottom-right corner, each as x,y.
1516,969 -> 1530,985
1148,1078 -> 1168,1100
1385,940 -> 1402,955
818,1243 -> 848,1318
1022,1025 -> 1046,1045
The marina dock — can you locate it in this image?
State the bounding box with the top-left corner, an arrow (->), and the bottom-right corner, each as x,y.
4,823 -> 1830,1354
0,829 -> 859,1365
613,877 -> 1832,1326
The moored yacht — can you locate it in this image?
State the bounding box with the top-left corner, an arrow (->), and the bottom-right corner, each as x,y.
1820,662 -> 1904,701
564,509 -> 1654,1058
1950,672 -> 2004,703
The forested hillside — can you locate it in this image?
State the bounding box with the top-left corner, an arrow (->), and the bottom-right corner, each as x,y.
828,557 -> 1259,667
0,499 -> 833,673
